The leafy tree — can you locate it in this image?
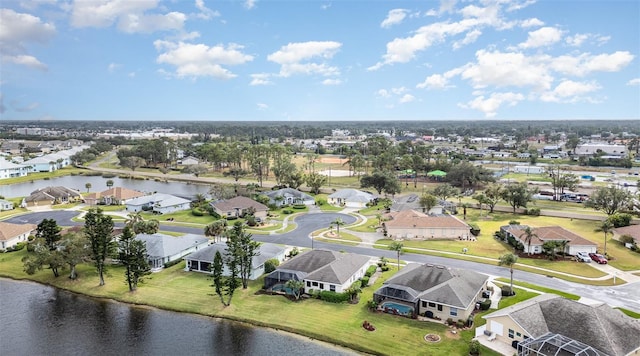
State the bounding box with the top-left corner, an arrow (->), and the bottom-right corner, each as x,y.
305,172 -> 328,194
120,156 -> 145,172
204,220 -> 228,242
345,281 -> 362,302
125,212 -> 159,234
24,219 -> 64,277
84,208 -> 115,286
60,232 -> 90,280
595,220 -> 614,256
498,253 -> 518,295
483,183 -> 504,213
223,167 -> 249,183
360,171 -> 401,196
285,279 -> 305,300
118,226 -> 150,292
211,250 -> 227,306
106,179 -> 114,188
542,240 -> 563,260
226,222 -> 260,290
585,186 -> 632,216
388,241 -> 404,271
432,183 -> 459,201
284,171 -> 305,189
501,182 -> 534,213
445,161 -> 495,191
419,193 -> 438,213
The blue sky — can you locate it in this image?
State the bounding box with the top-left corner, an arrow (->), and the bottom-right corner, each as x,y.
1,0 -> 638,121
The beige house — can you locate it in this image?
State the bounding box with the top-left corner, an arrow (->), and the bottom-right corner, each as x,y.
327,189 -> 375,208
479,294 -> 640,355
373,263 -> 488,320
500,225 -> 597,256
22,186 -> 83,207
84,187 -> 145,206
0,222 -> 37,250
383,210 -> 471,240
210,196 -> 268,219
613,224 -> 640,246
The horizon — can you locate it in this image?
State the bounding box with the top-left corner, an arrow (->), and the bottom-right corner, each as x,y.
1,0 -> 638,122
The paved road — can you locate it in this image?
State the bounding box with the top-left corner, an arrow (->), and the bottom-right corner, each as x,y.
5,209 -> 639,313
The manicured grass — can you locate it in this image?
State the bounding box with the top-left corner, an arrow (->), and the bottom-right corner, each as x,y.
348,222 -> 379,233
155,210 -> 217,225
0,208 -> 30,219
0,167 -> 86,184
52,203 -> 81,210
0,249 -> 477,356
494,278 -> 580,300
616,307 -> 640,319
81,204 -> 126,212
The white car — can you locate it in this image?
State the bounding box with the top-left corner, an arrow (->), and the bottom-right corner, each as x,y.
575,252 -> 591,263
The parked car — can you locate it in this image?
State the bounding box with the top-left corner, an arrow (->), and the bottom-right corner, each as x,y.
575,252 -> 591,263
589,253 -> 608,264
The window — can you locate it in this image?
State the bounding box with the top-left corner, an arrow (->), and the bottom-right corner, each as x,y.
428,302 -> 436,308
421,301 -> 427,308
319,283 -> 324,289
450,307 -> 458,316
437,304 -> 443,311
508,329 -> 514,339
330,285 -> 335,292
516,332 -> 521,337
312,282 -> 318,287
306,281 -> 311,287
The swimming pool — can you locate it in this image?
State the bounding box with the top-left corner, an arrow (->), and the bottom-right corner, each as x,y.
381,302 -> 414,316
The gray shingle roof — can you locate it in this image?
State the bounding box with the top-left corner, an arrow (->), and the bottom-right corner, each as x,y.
126,193 -> 190,208
305,253 -> 371,284
136,233 -> 208,259
277,249 -> 343,274
328,189 -> 375,203
381,263 -> 488,308
210,196 -> 268,212
185,242 -> 285,268
264,188 -> 314,202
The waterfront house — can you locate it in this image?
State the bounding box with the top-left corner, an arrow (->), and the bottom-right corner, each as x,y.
328,189 -> 375,208
185,242 -> 286,280
479,294 -> 640,355
0,199 -> 15,211
0,222 -> 37,250
500,225 -> 597,256
0,159 -> 30,179
264,249 -> 371,294
135,233 -> 209,270
263,188 -> 315,207
210,196 -> 268,219
373,263 -> 488,320
22,186 -> 83,207
124,193 -> 191,214
383,210 -> 471,240
84,187 -> 145,206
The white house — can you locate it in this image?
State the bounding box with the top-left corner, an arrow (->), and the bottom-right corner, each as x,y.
180,156 -> 200,165
0,222 -> 37,250
513,165 -> 545,174
0,199 -> 15,211
135,233 -> 209,270
328,189 -> 375,208
574,143 -> 627,158
263,188 -> 315,207
500,225 -> 597,255
125,193 -> 191,214
0,159 -> 30,179
185,242 -> 286,280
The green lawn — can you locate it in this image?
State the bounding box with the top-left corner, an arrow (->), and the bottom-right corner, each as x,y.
616,307 -> 640,319
493,278 -> 580,300
0,249 -> 480,356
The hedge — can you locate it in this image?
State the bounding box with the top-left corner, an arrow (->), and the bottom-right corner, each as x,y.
365,265 -> 377,277
319,291 -> 350,303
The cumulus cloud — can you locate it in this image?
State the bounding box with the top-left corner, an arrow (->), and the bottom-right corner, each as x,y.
453,29 -> 481,49
518,26 -> 563,49
376,89 -> 391,98
539,80 -> 600,102
461,50 -> 554,90
399,94 -> 416,103
267,41 -> 342,78
376,87 -> 415,105
549,51 -> 634,77
70,0 -> 186,33
195,0 -> 220,20
520,18 -> 544,28
627,78 -> 640,86
462,92 -> 524,117
154,40 -> 254,79
0,8 -> 55,70
250,73 -> 273,86
257,102 -> 268,110
108,62 -> 121,72
322,78 -> 342,85
381,9 -> 408,28
244,0 -> 256,10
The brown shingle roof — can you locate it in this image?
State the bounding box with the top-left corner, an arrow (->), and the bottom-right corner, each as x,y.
88,187 -> 145,201
511,226 -> 596,246
0,222 -> 37,241
613,224 -> 640,243
384,209 -> 469,229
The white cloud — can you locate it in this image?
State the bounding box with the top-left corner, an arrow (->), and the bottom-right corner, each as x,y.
70,0 -> 186,33
549,51 -> 634,77
108,62 -> 121,72
321,3 -> 331,10
376,89 -> 391,98
250,73 -> 273,86
0,9 -> 55,70
195,0 -> 220,20
155,41 -> 254,79
462,92 -> 524,117
505,0 -> 536,12
518,26 -> 563,49
565,33 -> 589,47
399,94 -> 416,103
322,78 -> 342,85
128,72 -> 136,78
461,50 -> 553,90
257,103 -> 268,110
267,41 -> 342,78
453,29 -> 481,49
539,80 -> 600,102
417,74 -> 449,89
520,18 -> 544,28
627,78 -> 640,86
244,0 -> 257,10
381,9 -> 408,28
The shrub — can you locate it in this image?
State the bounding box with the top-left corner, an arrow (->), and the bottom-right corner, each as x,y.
469,340 -> 481,356
469,223 -> 481,236
494,230 -> 506,241
6,242 -> 27,252
509,220 -> 520,225
246,215 -> 257,227
191,208 -> 204,216
163,259 -> 183,269
607,213 -> 633,228
365,265 -> 377,277
525,207 -> 540,216
501,286 -> 515,296
292,204 -> 306,209
319,291 -> 350,303
381,265 -> 390,272
315,198 -> 326,206
360,276 -> 370,287
226,216 -> 238,221
366,299 -> 378,310
480,299 -> 492,310
282,209 -> 293,214
288,247 -> 299,258
446,318 -> 454,326
264,258 -> 279,273
620,235 -> 635,245
456,320 -> 465,328
268,203 -> 278,211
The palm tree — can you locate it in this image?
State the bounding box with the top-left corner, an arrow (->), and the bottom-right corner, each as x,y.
125,212 -> 144,227
332,218 -> 345,236
388,241 -> 404,271
204,220 -> 227,242
595,220 -> 614,256
106,179 -> 114,189
521,227 -> 538,255
498,253 -> 518,296
85,182 -> 92,193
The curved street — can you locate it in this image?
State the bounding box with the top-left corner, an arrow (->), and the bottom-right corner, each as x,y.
4,207 -> 639,314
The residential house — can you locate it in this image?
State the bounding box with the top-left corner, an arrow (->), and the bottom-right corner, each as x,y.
0,222 -> 37,250
383,210 -> 471,240
0,159 -> 30,179
210,196 -> 268,219
135,233 -> 209,270
328,189 -> 375,208
390,194 -> 443,214
22,186 -> 83,207
0,199 -> 15,211
185,242 -> 286,280
263,188 -> 315,207
264,249 -> 371,294
479,294 -> 640,356
574,143 -> 627,159
125,193 -> 191,214
500,225 -> 597,256
373,263 -> 488,320
84,187 -> 145,206
613,224 -> 640,247
180,156 -> 200,165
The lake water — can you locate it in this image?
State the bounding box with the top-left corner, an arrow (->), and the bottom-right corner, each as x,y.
0,175 -> 212,199
0,278 -> 357,356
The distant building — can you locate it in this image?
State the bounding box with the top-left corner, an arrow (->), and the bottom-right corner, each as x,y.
575,143 -> 627,158
125,193 -> 191,214
500,225 -> 597,255
0,159 -> 30,179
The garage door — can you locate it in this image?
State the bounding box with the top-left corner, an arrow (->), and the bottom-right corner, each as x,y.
490,320 -> 503,336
